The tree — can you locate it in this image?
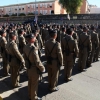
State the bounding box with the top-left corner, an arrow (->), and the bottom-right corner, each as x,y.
27,13 -> 34,16
59,0 -> 83,14
3,14 -> 9,17
19,13 -> 26,16
11,13 -> 17,16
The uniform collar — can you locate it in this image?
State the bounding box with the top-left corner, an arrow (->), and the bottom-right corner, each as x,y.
50,38 -> 56,42
83,32 -> 87,35
28,43 -> 35,47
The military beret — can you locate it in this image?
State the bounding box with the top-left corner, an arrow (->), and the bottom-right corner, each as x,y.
9,32 -> 16,38
62,27 -> 66,30
66,28 -> 73,34
35,26 -> 40,31
18,29 -> 24,34
49,29 -> 57,37
0,30 -> 6,35
91,25 -> 95,30
83,26 -> 88,30
10,32 -> 16,35
32,29 -> 38,34
25,34 -> 35,39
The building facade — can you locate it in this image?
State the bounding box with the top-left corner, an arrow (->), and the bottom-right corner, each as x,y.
80,0 -> 90,14
0,0 -> 66,16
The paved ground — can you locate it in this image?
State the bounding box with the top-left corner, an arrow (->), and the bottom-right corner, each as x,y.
0,57 -> 100,100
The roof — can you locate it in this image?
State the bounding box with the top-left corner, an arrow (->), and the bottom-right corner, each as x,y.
0,0 -> 57,8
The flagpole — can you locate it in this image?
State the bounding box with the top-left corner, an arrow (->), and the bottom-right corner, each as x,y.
35,0 -> 37,24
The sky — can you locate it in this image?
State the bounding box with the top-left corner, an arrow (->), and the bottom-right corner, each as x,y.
0,0 -> 100,7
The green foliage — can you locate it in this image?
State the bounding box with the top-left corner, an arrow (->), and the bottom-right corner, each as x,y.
27,13 -> 34,16
11,13 -> 17,16
3,14 -> 9,17
19,13 -> 26,16
59,0 -> 83,14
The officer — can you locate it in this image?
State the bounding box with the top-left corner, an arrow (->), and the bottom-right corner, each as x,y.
62,28 -> 79,81
78,27 -> 92,71
23,34 -> 45,100
6,32 -> 25,88
18,29 -> 26,54
45,30 -> 63,92
0,30 -> 10,76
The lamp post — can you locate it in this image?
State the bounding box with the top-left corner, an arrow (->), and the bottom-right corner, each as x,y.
35,0 -> 37,24
17,0 -> 19,16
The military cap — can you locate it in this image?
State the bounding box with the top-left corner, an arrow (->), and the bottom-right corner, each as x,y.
25,34 -> 35,39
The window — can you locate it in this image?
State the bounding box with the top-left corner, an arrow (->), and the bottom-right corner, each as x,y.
36,4 -> 38,8
50,5 -> 52,8
15,9 -> 17,11
44,3 -> 47,8
40,10 -> 42,14
22,8 -> 24,10
51,10 -> 54,14
40,4 -> 42,8
49,10 -> 51,14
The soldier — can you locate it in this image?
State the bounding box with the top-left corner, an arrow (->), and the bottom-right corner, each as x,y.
11,25 -> 19,45
56,25 -> 62,43
89,26 -> 99,64
78,27 -> 92,71
45,30 -> 63,92
6,32 -> 25,88
18,29 -> 26,54
35,27 -> 43,50
61,27 -> 66,42
0,30 -> 10,76
23,34 -> 45,100
71,26 -> 79,43
32,30 -> 42,58
95,26 -> 100,61
62,28 -> 79,81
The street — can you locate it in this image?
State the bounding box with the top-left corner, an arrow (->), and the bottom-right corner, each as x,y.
0,57 -> 100,100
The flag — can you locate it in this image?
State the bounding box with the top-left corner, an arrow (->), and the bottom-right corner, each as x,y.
34,15 -> 38,24
67,14 -> 70,20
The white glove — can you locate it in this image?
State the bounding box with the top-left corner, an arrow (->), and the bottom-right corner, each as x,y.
42,68 -> 45,72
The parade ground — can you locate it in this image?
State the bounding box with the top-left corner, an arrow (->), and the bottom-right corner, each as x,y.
0,57 -> 100,100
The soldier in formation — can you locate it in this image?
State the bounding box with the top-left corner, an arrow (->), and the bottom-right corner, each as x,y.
0,23 -> 100,100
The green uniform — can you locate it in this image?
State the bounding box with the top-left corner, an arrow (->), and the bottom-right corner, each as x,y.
0,36 -> 9,76
6,40 -> 25,87
23,43 -> 45,100
62,35 -> 79,80
78,32 -> 92,71
45,39 -> 63,91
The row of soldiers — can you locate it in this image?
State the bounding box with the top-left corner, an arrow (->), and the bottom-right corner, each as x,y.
0,23 -> 100,100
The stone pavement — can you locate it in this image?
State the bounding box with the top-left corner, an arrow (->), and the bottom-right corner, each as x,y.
0,58 -> 100,100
